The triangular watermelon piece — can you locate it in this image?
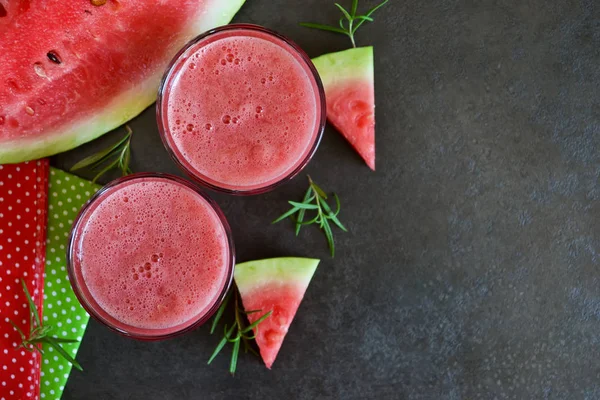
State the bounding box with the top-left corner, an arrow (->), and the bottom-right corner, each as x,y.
312,47 -> 376,170
234,257 -> 319,369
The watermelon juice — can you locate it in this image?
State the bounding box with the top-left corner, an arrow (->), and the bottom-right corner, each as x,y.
158,24 -> 326,194
67,174 -> 234,340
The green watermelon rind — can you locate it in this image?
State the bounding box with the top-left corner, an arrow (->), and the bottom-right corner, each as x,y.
0,0 -> 246,164
311,46 -> 374,89
234,257 -> 320,294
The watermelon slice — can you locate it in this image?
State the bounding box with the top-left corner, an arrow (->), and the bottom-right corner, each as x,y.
0,0 -> 246,164
235,257 -> 319,369
312,47 -> 376,170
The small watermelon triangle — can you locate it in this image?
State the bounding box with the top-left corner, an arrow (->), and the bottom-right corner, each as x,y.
312,47 -> 376,170
234,257 -> 319,369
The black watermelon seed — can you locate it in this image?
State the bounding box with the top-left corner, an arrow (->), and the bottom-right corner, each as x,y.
47,51 -> 62,64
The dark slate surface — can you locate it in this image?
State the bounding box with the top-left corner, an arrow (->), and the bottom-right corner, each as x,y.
52,0 -> 600,399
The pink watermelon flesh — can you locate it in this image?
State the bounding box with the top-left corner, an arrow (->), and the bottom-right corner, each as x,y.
312,47 -> 376,170
0,0 -> 245,163
234,258 -> 319,369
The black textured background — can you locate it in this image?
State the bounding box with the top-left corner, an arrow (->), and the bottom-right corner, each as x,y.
53,0 -> 600,399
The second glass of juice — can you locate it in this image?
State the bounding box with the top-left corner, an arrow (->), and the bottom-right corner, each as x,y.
68,173 -> 234,340
157,24 -> 326,195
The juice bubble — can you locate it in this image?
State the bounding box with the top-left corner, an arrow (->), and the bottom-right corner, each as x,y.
205,123 -> 212,131
222,115 -> 231,124
186,124 -> 194,132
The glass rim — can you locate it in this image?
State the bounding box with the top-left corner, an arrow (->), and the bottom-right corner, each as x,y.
66,172 -> 235,341
156,23 -> 326,196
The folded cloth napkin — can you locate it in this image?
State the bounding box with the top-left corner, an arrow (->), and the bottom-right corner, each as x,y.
0,160 -> 50,400
40,168 -> 100,400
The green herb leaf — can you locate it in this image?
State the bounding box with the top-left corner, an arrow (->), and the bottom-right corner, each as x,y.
47,337 -> 79,344
322,219 -> 336,257
353,0 -> 388,33
272,207 -> 300,224
320,194 -> 348,232
208,324 -> 235,365
351,0 -> 359,16
8,320 -> 26,340
241,311 -> 272,334
310,179 -> 328,200
365,0 -> 389,17
295,187 -> 314,236
229,337 -> 240,375
334,3 -> 352,21
118,145 -> 129,174
273,176 -> 347,257
211,291 -> 232,334
298,22 -> 348,35
300,0 -> 389,47
70,134 -> 128,171
72,125 -> 133,183
288,201 -> 319,210
7,280 -> 83,371
208,287 -> 271,373
21,280 -> 41,328
43,337 -> 83,371
92,158 -> 119,183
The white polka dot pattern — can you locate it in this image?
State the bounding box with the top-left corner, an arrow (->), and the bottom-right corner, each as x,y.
40,168 -> 100,400
0,160 -> 49,400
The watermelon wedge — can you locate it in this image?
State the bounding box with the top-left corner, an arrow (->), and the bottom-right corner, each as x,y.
0,0 -> 246,164
312,47 -> 376,170
235,257 -> 319,369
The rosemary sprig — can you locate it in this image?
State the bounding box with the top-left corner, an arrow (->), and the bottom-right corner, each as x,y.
273,176 -> 347,257
8,280 -> 83,371
300,0 -> 388,48
71,125 -> 133,183
208,287 -> 271,375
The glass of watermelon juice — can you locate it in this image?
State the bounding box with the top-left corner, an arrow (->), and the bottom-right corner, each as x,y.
157,24 -> 326,195
67,173 -> 234,340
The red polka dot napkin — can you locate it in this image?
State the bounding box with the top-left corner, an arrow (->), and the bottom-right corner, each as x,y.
0,160 -> 49,400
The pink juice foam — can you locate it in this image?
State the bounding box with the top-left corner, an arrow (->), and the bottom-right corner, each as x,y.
160,26 -> 323,192
71,176 -> 230,332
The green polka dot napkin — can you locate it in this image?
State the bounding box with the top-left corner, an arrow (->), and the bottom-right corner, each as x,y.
40,168 -> 100,400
